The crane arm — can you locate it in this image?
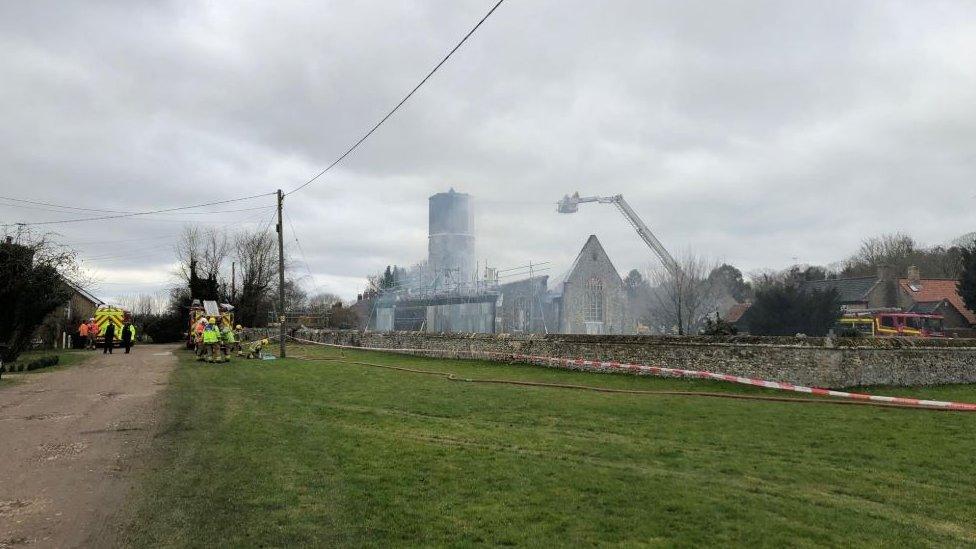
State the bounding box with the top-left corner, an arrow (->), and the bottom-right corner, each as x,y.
610,195 -> 680,275
557,192 -> 680,275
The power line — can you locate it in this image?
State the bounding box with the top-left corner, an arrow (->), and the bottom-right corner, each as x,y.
8,192 -> 276,226
0,196 -> 132,213
285,0 -> 506,196
285,210 -> 315,281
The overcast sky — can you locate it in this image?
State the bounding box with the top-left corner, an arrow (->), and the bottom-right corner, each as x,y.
2,0 -> 974,302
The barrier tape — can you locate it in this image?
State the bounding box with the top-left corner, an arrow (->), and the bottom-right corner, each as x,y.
284,335 -> 976,411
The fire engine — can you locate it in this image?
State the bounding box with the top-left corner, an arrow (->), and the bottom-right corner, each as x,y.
186,299 -> 235,350
836,310 -> 945,338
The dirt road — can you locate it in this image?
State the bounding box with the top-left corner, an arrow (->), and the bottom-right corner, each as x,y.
0,345 -> 176,548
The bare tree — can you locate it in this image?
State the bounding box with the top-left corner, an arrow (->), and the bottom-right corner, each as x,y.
234,228 -> 276,326
174,226 -> 230,285
309,292 -> 343,311
174,226 -> 202,285
201,227 -> 230,280
646,252 -> 716,335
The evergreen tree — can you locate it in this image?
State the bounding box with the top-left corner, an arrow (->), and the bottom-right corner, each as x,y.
746,283 -> 841,336
959,240 -> 976,316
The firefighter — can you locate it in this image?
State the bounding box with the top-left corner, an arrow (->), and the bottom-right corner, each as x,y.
202,317 -> 223,363
233,324 -> 245,356
245,338 -> 271,359
220,324 -> 236,361
86,318 -> 98,349
78,320 -> 89,349
195,318 -> 208,361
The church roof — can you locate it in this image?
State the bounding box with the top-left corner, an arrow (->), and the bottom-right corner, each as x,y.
548,235 -> 623,298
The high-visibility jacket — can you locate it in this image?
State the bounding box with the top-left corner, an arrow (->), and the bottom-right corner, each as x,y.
221,328 -> 235,343
79,323 -> 89,337
202,325 -> 220,344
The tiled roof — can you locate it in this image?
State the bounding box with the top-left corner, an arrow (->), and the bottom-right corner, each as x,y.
548,235 -> 621,298
899,278 -> 976,326
909,301 -> 944,315
800,277 -> 878,304
724,301 -> 752,323
64,279 -> 104,306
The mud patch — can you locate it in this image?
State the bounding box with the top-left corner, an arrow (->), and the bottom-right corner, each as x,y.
20,413 -> 77,421
0,500 -> 33,518
34,441 -> 88,462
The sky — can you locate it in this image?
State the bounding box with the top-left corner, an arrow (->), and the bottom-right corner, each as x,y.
1,0 -> 975,303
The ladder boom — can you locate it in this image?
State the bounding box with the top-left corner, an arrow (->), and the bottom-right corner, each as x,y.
557,192 -> 680,275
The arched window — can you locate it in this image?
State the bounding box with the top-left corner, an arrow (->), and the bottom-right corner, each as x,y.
584,278 -> 604,322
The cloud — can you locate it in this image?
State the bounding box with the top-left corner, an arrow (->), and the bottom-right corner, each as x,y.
1,0 -> 974,301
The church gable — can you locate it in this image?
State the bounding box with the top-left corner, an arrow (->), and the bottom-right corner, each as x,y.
558,235 -> 632,334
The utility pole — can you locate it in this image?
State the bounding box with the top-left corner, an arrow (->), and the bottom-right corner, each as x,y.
276,189 -> 286,358
231,261 -> 236,303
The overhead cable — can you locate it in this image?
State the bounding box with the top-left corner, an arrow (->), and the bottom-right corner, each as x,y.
10,192 -> 276,226
285,0 -> 506,196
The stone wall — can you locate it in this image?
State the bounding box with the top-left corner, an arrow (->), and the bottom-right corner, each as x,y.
265,328 -> 976,388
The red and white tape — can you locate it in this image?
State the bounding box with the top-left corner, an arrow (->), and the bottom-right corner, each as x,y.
286,335 -> 976,411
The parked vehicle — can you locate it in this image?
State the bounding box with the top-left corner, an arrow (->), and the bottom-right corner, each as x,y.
94,305 -> 132,347
185,299 -> 235,350
836,311 -> 945,338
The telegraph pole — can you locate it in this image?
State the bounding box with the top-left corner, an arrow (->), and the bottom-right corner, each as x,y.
276,189 -> 286,358
231,261 -> 236,302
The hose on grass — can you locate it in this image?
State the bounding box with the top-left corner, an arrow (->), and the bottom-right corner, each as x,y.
288,347 -> 959,412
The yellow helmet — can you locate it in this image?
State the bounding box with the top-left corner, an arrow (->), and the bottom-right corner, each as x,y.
261,338 -> 270,345
208,317 -> 216,323
235,324 -> 242,330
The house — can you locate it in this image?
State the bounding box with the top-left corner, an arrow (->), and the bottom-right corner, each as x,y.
796,264 -> 974,337
36,281 -> 104,348
799,266 -> 898,312
897,266 -> 975,336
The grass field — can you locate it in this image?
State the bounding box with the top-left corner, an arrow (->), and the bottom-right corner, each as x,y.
125,344 -> 976,547
0,349 -> 90,386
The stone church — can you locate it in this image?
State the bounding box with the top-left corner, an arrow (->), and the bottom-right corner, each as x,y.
498,235 -> 634,335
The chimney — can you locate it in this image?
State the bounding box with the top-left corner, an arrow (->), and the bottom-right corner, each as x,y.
907,265 -> 920,285
876,264 -> 897,308
876,264 -> 892,283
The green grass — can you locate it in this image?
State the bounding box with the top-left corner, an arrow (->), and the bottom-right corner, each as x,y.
125,344 -> 976,547
0,349 -> 90,386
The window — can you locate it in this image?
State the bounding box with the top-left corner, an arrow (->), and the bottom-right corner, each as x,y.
880,315 -> 895,328
584,278 -> 604,322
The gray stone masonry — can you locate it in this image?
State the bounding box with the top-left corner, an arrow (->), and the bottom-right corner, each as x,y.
262,329 -> 976,389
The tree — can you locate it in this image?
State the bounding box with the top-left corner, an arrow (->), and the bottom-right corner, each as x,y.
326,302 -> 361,329
746,282 -> 841,336
379,266 -> 398,289
647,253 -> 716,335
309,292 -> 343,312
234,228 -> 276,326
0,234 -> 77,363
707,264 -> 752,302
959,240 -> 976,316
842,232 -> 963,278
